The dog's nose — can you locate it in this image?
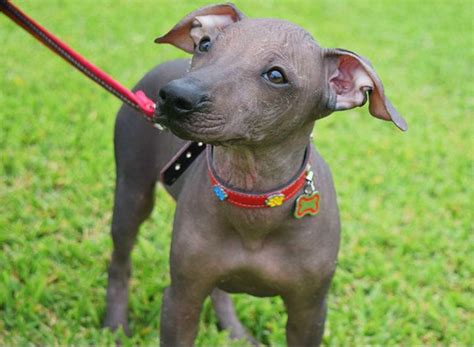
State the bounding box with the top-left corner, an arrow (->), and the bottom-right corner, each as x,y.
159,79 -> 207,115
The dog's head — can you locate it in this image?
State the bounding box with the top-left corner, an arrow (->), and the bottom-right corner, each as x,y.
154,3 -> 407,145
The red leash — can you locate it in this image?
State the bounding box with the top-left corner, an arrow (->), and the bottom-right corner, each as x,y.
0,0 -> 156,118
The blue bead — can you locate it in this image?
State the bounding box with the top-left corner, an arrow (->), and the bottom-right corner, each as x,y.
213,185 -> 227,201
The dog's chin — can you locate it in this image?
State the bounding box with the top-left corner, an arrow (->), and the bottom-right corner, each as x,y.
154,111 -> 249,146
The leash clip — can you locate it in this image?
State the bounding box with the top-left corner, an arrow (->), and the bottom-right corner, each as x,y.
134,90 -> 155,115
134,90 -> 165,130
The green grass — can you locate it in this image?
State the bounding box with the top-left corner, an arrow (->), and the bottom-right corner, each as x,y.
0,0 -> 472,345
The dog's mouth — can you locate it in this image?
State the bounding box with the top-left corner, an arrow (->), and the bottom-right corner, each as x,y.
154,107 -> 229,143
152,111 -> 170,127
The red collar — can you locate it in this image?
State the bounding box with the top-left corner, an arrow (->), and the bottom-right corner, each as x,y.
207,145 -> 312,208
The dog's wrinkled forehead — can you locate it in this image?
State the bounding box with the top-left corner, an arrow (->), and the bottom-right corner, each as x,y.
215,18 -> 319,54
192,18 -> 321,71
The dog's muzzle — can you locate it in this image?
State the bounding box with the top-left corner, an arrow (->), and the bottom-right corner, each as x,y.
157,78 -> 209,120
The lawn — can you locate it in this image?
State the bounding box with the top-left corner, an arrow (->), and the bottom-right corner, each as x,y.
0,0 -> 472,345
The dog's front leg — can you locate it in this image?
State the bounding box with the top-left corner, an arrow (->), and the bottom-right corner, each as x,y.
283,289 -> 330,347
160,281 -> 212,347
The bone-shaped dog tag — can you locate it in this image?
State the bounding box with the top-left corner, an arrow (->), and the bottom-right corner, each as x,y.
294,192 -> 320,219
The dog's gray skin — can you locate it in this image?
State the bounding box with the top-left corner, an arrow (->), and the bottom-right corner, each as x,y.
104,4 -> 407,346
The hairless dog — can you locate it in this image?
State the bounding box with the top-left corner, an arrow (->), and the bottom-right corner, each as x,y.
104,4 -> 407,346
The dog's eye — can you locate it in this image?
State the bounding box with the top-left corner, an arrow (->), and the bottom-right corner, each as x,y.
198,36 -> 212,53
263,68 -> 288,85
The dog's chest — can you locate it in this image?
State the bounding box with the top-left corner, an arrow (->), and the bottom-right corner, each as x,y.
214,226 -> 324,297
223,202 -> 296,250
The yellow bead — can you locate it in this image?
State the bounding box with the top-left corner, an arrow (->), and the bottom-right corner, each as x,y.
265,194 -> 285,207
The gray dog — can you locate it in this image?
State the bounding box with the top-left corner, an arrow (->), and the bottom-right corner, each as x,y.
104,3 -> 407,346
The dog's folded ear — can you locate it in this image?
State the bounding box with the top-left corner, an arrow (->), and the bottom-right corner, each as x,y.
324,48 -> 407,131
155,3 -> 245,53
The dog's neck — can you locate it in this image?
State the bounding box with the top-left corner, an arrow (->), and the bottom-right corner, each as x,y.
212,125 -> 313,192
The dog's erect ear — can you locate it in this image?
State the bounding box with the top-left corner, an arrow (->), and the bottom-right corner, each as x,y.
324,48 -> 407,131
155,3 -> 245,53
